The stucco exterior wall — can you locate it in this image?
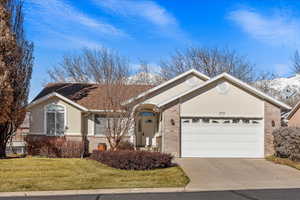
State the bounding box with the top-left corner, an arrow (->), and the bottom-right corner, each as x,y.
180,79 -> 264,118
29,97 -> 82,136
144,74 -> 205,105
264,101 -> 281,156
288,107 -> 300,127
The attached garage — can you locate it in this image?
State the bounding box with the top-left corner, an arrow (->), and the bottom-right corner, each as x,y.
156,72 -> 290,158
181,118 -> 264,157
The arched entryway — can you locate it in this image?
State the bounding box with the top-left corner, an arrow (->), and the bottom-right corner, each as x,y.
134,104 -> 161,149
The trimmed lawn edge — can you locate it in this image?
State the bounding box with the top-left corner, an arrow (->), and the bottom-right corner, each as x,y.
266,155 -> 300,170
0,157 -> 189,192
173,164 -> 190,185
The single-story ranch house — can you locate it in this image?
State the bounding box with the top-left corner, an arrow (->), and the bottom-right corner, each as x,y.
27,69 -> 292,158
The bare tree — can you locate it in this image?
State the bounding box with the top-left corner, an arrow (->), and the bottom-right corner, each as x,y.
253,71 -> 278,94
160,47 -> 255,83
127,60 -> 163,85
48,48 -> 151,150
48,48 -> 130,83
291,50 -> 300,74
0,0 -> 33,158
101,83 -> 148,150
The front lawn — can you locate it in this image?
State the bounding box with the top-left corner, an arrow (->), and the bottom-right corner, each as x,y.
0,157 -> 189,192
266,156 -> 300,170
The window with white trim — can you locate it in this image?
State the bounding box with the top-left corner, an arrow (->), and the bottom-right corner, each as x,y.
45,104 -> 65,136
202,118 -> 210,123
94,114 -> 107,135
192,118 -> 200,123
232,119 -> 240,124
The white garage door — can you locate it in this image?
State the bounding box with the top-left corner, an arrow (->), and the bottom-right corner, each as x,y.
181,118 -> 264,158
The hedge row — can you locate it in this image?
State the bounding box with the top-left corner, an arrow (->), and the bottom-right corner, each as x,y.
90,150 -> 173,170
25,136 -> 84,158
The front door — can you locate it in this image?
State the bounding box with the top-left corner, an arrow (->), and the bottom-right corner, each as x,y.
141,116 -> 156,146
136,112 -> 157,146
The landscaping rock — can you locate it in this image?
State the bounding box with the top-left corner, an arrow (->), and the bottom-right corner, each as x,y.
273,127 -> 300,161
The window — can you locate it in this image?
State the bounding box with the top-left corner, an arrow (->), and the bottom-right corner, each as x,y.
202,118 -> 210,123
94,114 -> 106,135
223,120 -> 230,124
45,104 -> 65,136
139,112 -> 155,117
242,119 -> 250,124
192,118 -> 200,123
232,119 -> 240,124
182,119 -> 190,123
145,119 -> 153,123
212,120 -> 219,123
252,120 -> 260,124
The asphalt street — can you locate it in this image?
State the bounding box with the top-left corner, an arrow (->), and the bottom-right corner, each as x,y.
1,188 -> 300,200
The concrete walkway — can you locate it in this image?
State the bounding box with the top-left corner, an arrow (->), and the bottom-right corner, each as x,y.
176,158 -> 300,191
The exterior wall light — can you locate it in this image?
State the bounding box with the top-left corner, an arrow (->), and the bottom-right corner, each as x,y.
170,119 -> 175,125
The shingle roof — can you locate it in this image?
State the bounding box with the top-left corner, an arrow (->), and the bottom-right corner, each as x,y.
32,83 -> 154,110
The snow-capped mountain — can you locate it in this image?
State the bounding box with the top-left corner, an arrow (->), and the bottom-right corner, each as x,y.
127,72 -> 163,85
259,74 -> 300,100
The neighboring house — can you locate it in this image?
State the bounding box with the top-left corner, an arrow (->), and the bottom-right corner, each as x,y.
27,69 -> 291,158
6,113 -> 29,154
287,101 -> 300,127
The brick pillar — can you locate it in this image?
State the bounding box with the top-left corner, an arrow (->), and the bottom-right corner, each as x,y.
264,101 -> 281,156
162,103 -> 180,157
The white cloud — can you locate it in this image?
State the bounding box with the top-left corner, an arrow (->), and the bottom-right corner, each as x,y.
92,0 -> 177,27
26,0 -> 125,36
35,31 -> 103,50
228,8 -> 300,47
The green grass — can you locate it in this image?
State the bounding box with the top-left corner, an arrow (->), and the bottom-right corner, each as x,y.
266,155 -> 300,170
0,157 -> 189,192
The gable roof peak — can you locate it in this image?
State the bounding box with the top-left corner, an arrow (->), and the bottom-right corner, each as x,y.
158,71 -> 291,110
123,68 -> 210,105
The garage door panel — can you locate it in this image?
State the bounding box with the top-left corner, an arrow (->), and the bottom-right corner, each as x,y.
181,118 -> 264,158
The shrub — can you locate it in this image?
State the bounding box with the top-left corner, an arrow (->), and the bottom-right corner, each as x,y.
25,136 -> 84,158
273,127 -> 300,161
90,150 -> 173,170
117,141 -> 135,151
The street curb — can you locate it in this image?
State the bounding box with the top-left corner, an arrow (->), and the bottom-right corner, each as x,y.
0,187 -> 186,197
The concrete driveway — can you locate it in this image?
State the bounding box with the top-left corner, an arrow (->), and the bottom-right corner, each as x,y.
176,158 -> 300,191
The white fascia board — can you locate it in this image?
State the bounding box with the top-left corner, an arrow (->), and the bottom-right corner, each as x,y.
27,92 -> 88,111
158,72 -> 292,110
287,101 -> 300,119
123,69 -> 210,105
88,109 -> 125,113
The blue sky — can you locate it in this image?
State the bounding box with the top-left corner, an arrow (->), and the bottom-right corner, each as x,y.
24,0 -> 300,99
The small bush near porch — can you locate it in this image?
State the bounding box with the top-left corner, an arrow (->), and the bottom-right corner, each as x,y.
0,157 -> 189,192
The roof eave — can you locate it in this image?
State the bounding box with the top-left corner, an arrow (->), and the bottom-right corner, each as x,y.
158,72 -> 292,110
27,92 -> 88,111
287,101 -> 300,119
123,69 -> 210,105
